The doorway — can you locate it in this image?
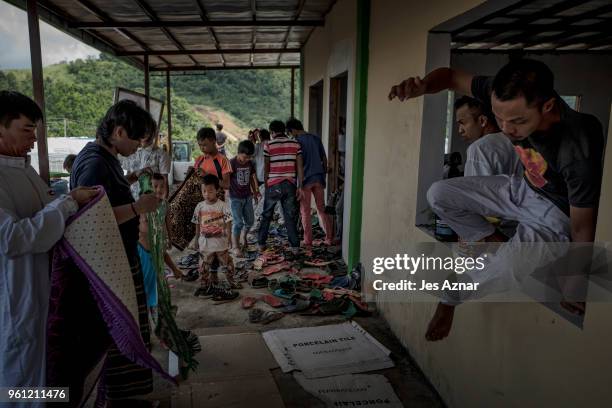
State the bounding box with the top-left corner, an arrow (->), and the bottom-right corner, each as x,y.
308,80 -> 324,137
328,72 -> 348,244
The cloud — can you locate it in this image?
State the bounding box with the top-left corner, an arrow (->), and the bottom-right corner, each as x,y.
0,1 -> 99,70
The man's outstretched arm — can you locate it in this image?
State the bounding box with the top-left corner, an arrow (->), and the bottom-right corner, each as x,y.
388,67 -> 474,101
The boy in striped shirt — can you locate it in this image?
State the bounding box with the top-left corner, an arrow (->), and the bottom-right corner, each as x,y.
258,120 -> 304,255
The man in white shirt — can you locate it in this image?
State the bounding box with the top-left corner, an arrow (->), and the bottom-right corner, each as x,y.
455,95 -> 522,177
0,91 -> 96,397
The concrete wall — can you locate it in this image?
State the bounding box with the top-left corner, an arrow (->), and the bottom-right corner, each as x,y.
360,0 -> 612,407
449,53 -> 612,160
302,0 -> 357,259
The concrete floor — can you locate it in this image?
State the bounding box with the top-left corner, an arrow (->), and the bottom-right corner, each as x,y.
142,246 -> 445,408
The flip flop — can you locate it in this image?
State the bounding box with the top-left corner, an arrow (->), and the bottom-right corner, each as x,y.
248,273 -> 269,289
279,298 -> 311,313
260,294 -> 283,308
272,288 -> 296,300
301,297 -> 352,316
304,259 -> 333,267
262,261 -> 291,276
241,296 -> 258,309
249,308 -> 284,324
183,268 -> 199,282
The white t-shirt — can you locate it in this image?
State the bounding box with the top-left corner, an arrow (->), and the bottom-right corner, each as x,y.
191,199 -> 232,252
122,146 -> 171,199
464,132 -> 522,177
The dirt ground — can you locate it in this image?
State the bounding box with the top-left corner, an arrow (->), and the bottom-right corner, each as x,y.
143,247 -> 445,408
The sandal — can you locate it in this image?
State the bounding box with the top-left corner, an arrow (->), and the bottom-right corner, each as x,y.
304,259 -> 333,267
260,294 -> 283,308
183,268 -> 199,282
241,296 -> 258,309
301,297 -> 352,316
248,272 -> 269,288
262,261 -> 291,276
249,308 -> 284,324
279,298 -> 311,313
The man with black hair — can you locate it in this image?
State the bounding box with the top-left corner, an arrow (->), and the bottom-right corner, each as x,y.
0,91 -> 97,394
71,99 -> 161,404
63,153 -> 77,173
454,95 -> 521,177
259,120 -> 304,255
286,118 -> 335,246
215,123 -> 228,156
390,58 -> 604,341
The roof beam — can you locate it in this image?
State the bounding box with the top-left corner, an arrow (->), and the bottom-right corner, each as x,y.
519,22 -> 612,48
73,0 -> 172,66
117,48 -> 301,56
450,0 -> 535,36
132,0 -> 198,66
150,65 -> 299,72
552,34 -> 612,50
278,0 -> 307,64
455,0 -> 588,43
194,0 -> 225,67
251,0 -> 257,67
69,20 -> 325,29
452,48 -> 611,55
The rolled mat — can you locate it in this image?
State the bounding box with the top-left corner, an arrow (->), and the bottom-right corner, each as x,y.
47,187 -> 175,408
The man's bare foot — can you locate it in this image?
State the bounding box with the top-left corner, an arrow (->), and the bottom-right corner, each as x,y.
560,300 -> 586,316
425,303 -> 455,341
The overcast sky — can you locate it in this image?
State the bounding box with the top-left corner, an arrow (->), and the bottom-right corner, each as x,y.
0,1 -> 100,70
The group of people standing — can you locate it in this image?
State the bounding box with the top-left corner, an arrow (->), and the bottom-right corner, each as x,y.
187,118 -> 336,301
0,86 -> 339,406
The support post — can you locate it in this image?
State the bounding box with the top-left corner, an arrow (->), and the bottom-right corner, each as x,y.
348,0 -> 370,270
144,54 -> 150,112
166,70 -> 172,155
27,0 -> 49,183
290,67 -> 296,119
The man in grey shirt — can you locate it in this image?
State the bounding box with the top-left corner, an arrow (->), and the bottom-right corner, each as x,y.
216,123 -> 228,156
454,95 -> 521,177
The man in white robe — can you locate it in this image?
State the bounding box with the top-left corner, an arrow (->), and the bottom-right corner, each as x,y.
0,91 -> 96,400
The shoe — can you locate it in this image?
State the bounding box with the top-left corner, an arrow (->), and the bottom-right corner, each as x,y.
194,285 -> 216,298
228,281 -> 243,289
183,268 -> 199,282
212,288 -> 239,303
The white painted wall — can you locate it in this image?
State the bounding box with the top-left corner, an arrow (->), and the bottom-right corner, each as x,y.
302,0 -> 357,260
363,0 -> 612,406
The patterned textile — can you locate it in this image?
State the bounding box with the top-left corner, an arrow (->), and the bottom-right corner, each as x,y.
167,168 -> 202,250
46,188 -> 174,407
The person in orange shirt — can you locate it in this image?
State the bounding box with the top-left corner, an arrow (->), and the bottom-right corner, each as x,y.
194,127 -> 232,199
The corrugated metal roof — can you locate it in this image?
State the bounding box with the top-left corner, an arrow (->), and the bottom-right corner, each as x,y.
450,0 -> 612,54
5,0 -> 337,70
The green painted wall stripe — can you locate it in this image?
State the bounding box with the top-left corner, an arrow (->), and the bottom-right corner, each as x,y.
348,0 -> 370,271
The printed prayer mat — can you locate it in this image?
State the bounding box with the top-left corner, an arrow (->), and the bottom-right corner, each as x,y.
47,187 -> 174,407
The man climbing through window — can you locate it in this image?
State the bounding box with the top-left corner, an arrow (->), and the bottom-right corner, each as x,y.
389,58 -> 604,341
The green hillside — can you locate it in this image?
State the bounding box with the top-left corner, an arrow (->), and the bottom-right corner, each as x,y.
0,54 -> 298,153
